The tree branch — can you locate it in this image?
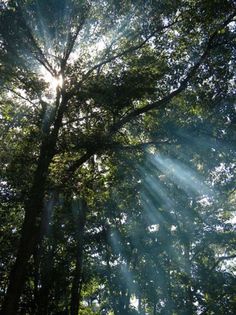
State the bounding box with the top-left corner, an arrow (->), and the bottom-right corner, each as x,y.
109,10 -> 236,134
63,150 -> 95,183
58,11 -> 235,179
110,140 -> 173,151
83,18 -> 180,78
210,254 -> 236,272
67,16 -> 181,98
4,87 -> 37,107
17,6 -> 55,76
61,4 -> 91,71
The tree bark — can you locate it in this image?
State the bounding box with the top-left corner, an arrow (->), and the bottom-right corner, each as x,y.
1,137 -> 56,315
153,303 -> 157,315
70,199 -> 87,315
34,192 -> 57,315
184,241 -> 194,315
36,250 -> 53,315
138,296 -> 142,314
1,94 -> 68,315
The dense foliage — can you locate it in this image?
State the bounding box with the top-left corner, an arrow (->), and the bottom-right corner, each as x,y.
0,1 -> 235,314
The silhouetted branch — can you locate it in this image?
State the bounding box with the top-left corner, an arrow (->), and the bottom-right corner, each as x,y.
4,87 -> 37,107
61,3 -> 91,70
110,140 -> 173,151
210,254 -> 236,272
67,16 -> 181,98
82,17 -> 181,79
109,10 -> 236,133
17,5 -> 55,75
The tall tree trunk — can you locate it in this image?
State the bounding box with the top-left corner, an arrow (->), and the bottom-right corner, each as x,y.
138,296 -> 142,314
34,192 -> 57,315
124,290 -> 131,313
1,142 -> 55,315
32,249 -> 40,314
70,199 -> 87,315
184,241 -> 194,315
153,302 -> 157,315
1,95 -> 68,315
105,249 -> 118,315
35,241 -> 55,315
166,255 -> 174,315
36,249 -> 54,315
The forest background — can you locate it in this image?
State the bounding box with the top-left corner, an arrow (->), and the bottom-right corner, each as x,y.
0,1 -> 236,314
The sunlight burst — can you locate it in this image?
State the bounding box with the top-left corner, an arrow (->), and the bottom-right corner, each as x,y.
40,68 -> 63,94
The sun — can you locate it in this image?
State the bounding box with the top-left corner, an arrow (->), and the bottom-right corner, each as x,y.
40,67 -> 63,93
48,73 -> 63,91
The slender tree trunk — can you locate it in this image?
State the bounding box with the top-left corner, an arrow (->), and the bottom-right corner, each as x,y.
153,302 -> 157,315
184,241 -> 194,315
165,255 -> 174,315
104,249 -> 118,315
36,242 -> 55,315
70,245 -> 84,315
118,290 -> 126,315
70,199 -> 87,315
138,296 -> 142,314
1,95 -> 68,315
1,143 -> 55,314
36,254 -> 53,315
124,290 -> 131,313
37,284 -> 50,315
32,249 -> 40,314
34,192 -> 57,315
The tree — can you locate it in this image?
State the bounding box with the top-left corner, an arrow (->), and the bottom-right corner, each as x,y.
0,0 -> 235,314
